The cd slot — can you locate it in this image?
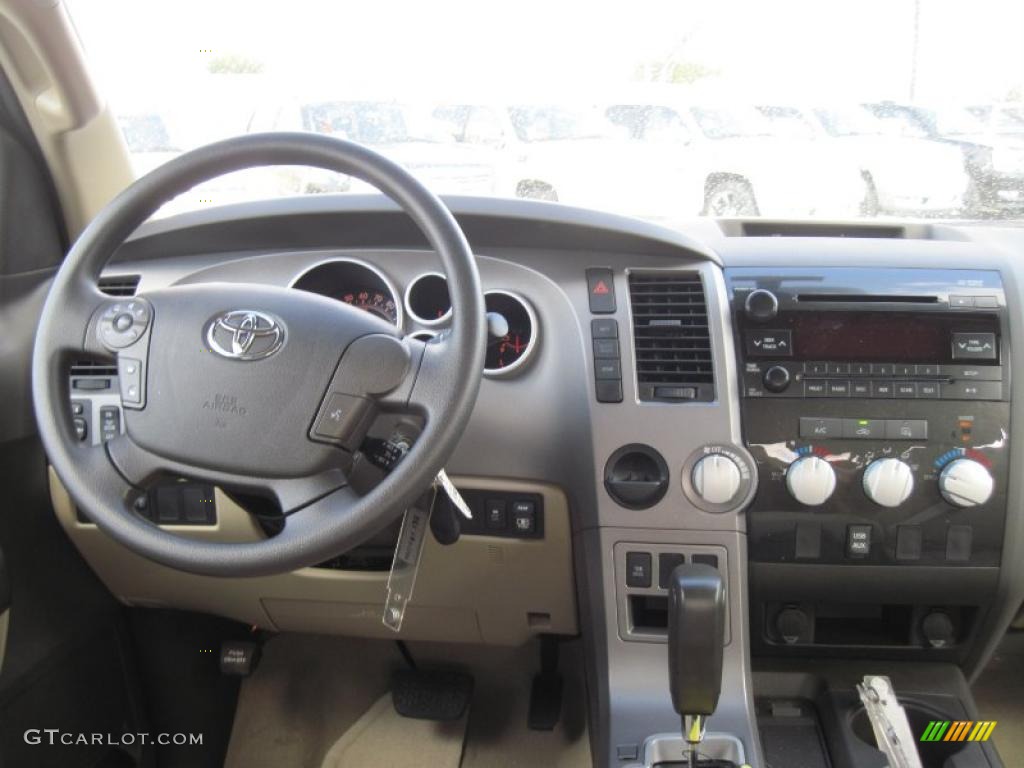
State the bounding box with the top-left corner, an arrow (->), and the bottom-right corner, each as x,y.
796,293 -> 939,304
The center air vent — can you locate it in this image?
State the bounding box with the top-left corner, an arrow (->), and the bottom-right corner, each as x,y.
98,275 -> 140,296
629,272 -> 714,402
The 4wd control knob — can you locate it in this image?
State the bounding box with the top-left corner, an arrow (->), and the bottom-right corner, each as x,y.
939,458 -> 994,508
744,289 -> 779,322
786,456 -> 836,506
763,365 -> 791,393
863,458 -> 914,508
692,454 -> 742,505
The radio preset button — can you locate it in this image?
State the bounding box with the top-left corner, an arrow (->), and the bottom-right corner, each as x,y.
871,381 -> 894,398
804,380 -> 827,397
827,380 -> 851,397
951,332 -> 997,361
894,382 -> 917,398
827,362 -> 850,375
850,363 -> 872,376
871,363 -> 895,376
805,362 -> 828,375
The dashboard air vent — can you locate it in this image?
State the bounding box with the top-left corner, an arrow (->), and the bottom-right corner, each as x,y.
629,272 -> 714,402
98,275 -> 140,296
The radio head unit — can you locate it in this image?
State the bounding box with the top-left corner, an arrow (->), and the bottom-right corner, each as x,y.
729,268 -> 1005,402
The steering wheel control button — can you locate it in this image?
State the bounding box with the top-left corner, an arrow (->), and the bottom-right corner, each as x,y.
863,458 -> 915,508
786,456 -> 837,506
586,268 -> 616,314
98,299 -> 151,350
625,551 -> 652,588
311,392 -> 374,448
846,525 -> 872,558
99,406 -> 121,442
692,454 -> 742,505
118,357 -> 144,407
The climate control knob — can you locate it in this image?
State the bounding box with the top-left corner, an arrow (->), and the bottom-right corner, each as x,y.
786,455 -> 836,506
692,454 -> 742,505
863,458 -> 914,508
939,458 -> 994,508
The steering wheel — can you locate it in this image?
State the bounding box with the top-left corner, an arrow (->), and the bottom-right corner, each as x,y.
32,133 -> 486,577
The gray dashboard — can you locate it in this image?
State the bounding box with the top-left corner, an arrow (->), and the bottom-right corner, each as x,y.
86,195 -> 1024,768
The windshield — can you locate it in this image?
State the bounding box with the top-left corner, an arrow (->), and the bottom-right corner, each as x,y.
67,0 -> 1024,224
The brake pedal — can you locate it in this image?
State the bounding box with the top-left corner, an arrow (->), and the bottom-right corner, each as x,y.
528,635 -> 564,730
392,668 -> 473,721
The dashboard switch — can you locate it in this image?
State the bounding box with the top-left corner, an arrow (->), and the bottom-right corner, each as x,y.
484,499 -> 507,529
586,268 -> 616,313
596,380 -> 623,403
846,525 -> 872,557
625,552 -> 652,588
511,500 -> 535,534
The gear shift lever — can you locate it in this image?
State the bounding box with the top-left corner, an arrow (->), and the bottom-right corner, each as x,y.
668,563 -> 726,767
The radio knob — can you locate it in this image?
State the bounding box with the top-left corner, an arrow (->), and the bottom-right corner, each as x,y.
863,458 -> 914,508
692,454 -> 742,505
786,456 -> 836,506
763,365 -> 791,393
939,458 -> 994,508
744,289 -> 779,322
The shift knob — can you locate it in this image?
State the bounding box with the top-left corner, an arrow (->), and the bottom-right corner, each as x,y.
668,563 -> 725,718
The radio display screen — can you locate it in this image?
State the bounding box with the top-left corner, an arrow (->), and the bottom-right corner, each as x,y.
790,312 -> 993,362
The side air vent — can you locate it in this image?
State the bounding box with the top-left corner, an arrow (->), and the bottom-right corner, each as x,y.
629,272 -> 714,402
98,275 -> 140,296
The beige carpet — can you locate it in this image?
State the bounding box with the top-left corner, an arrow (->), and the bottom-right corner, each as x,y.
321,693 -> 468,768
224,634 -> 592,768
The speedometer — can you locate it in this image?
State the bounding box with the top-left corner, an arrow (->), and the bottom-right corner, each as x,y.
291,258 -> 402,326
341,288 -> 399,324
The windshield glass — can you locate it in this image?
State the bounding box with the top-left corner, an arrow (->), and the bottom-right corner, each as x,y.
66,0 -> 1024,224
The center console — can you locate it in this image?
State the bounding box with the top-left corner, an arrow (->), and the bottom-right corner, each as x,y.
727,267 -> 1010,659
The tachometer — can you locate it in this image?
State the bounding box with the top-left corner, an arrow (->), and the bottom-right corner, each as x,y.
484,291 -> 537,376
290,258 -> 402,326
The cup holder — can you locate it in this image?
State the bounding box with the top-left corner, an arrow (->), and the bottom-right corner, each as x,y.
850,702 -> 967,768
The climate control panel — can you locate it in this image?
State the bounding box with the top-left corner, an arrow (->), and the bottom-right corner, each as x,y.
744,398 -> 1008,566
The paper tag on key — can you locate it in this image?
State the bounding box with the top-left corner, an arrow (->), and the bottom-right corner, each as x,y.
382,490 -> 435,633
434,468 -> 472,519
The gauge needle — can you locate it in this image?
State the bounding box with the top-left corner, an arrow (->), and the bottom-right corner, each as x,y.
487,311 -> 509,339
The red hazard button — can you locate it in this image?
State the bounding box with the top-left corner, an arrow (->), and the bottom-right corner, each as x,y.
586,268 -> 616,314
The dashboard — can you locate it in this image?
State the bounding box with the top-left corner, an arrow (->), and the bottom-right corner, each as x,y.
48,195 -> 1024,768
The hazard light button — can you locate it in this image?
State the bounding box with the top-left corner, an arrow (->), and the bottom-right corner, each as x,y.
586,268 -> 616,314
